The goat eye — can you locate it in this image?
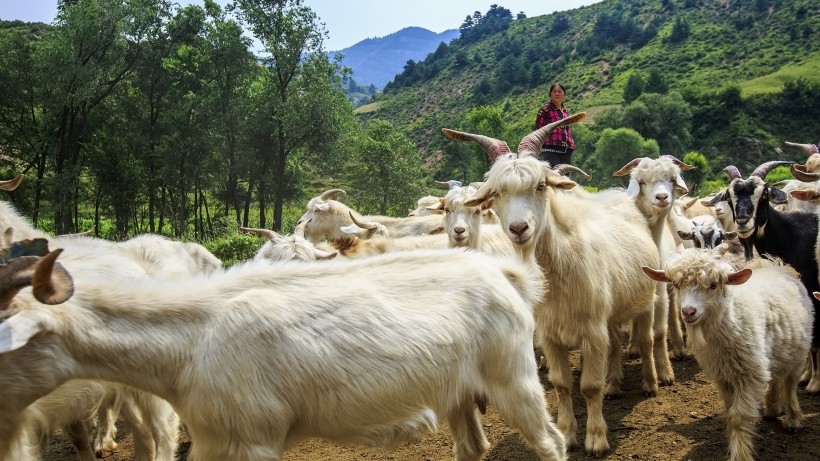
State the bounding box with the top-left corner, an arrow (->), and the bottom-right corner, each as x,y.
709,282 -> 718,290
638,180 -> 646,187
536,183 -> 546,191
474,209 -> 481,215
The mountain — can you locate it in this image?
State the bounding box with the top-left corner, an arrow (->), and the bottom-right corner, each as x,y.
331,27 -> 460,90
355,0 -> 819,172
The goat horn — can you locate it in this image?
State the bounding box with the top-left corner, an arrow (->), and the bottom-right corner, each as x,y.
722,165 -> 743,181
348,211 -> 377,230
791,164 -> 820,183
0,174 -> 24,192
553,164 -> 591,180
293,219 -> 311,238
239,226 -> 281,241
441,129 -> 511,162
751,161 -> 793,179
319,189 -> 346,201
613,158 -> 647,177
434,179 -> 462,189
518,112 -> 586,158
660,155 -> 696,171
784,141 -> 820,156
32,249 -> 74,305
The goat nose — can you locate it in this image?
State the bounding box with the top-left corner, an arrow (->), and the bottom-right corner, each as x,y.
656,192 -> 668,201
454,226 -> 465,235
509,222 -> 528,236
681,307 -> 696,317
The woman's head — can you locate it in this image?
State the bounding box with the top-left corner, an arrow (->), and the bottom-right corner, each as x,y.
549,83 -> 566,106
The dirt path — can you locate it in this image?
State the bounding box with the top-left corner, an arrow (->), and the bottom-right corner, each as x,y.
43,351 -> 820,460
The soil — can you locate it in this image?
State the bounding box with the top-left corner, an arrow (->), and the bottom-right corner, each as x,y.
42,350 -> 820,461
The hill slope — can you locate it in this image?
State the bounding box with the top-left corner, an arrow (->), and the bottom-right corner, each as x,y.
357,0 -> 818,160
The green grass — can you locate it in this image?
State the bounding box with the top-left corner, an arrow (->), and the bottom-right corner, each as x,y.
739,51 -> 820,96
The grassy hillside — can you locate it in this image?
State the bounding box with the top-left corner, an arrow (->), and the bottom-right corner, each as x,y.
357,0 -> 818,162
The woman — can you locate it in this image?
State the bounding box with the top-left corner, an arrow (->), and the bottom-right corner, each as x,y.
534,83 -> 576,166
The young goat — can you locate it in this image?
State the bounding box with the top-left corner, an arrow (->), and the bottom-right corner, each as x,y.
0,248 -> 567,461
643,249 -> 813,461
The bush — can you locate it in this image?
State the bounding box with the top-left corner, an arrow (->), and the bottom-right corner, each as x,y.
204,233 -> 260,268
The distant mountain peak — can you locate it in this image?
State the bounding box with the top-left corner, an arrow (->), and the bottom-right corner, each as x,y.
330,27 -> 459,89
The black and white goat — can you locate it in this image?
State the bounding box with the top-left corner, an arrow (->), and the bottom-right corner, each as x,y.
708,161 -> 820,393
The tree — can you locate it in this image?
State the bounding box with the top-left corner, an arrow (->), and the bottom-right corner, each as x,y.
645,69 -> 668,94
40,0 -> 165,233
234,0 -> 352,230
345,119 -> 424,216
623,72 -> 645,103
681,151 -> 711,196
592,128 -> 659,189
668,16 -> 690,43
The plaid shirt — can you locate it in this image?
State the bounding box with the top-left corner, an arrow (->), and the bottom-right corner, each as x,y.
534,101 -> 575,150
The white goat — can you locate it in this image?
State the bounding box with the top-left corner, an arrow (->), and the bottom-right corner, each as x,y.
614,155 -> 694,368
297,193 -> 442,243
0,248 -> 567,461
643,250 -> 813,461
0,175 -> 179,461
116,234 -> 222,277
240,221 -> 338,262
407,195 -> 444,217
445,112 -> 662,457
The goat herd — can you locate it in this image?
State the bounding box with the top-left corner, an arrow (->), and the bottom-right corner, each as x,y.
1,113 -> 819,461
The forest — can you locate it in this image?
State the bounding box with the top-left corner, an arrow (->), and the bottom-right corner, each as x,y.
0,0 -> 818,263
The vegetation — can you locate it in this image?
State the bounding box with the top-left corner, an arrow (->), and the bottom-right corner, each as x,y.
0,0 -> 818,260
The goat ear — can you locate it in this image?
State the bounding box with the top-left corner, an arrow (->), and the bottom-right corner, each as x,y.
626,178 -> 640,198
814,291 -> 820,301
674,175 -> 690,195
547,175 -> 576,190
428,226 -> 445,235
790,189 -> 820,202
641,266 -> 670,283
723,231 -> 737,241
314,249 -> 337,260
768,187 -> 789,205
727,268 -> 752,285
706,192 -> 726,206
464,184 -> 495,207
0,311 -> 48,354
339,224 -> 359,235
677,231 -> 694,241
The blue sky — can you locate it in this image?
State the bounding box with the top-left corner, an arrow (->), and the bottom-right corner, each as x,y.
2,1 -> 602,51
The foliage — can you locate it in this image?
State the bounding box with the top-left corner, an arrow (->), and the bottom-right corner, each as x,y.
343,119 -> 425,216
590,128 -> 660,189
203,232 -> 260,267
681,151 -> 710,196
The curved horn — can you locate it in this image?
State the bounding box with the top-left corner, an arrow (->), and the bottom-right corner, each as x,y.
32,249 -> 74,305
0,174 -> 24,192
784,141 -> 820,156
722,165 -> 743,181
553,164 -> 591,180
660,155 -> 696,171
518,112 -> 586,157
442,128 -> 511,162
791,164 -> 820,183
751,160 -> 793,179
319,189 -> 346,201
293,219 -> 310,238
239,226 -> 281,241
348,211 -> 377,230
613,158 -> 647,177
434,179 -> 462,189
0,250 -> 73,308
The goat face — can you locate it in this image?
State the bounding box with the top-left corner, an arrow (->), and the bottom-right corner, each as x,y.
466,158 -> 575,248
722,178 -> 769,238
442,187 -> 482,247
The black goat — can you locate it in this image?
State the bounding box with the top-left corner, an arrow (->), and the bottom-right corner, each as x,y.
709,161 -> 820,393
